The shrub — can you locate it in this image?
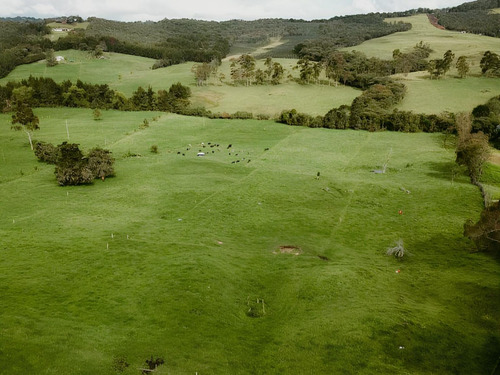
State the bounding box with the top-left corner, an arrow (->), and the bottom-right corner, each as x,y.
150,145 -> 158,153
33,141 -> 58,164
232,111 -> 253,119
87,147 -> 115,180
55,142 -> 94,186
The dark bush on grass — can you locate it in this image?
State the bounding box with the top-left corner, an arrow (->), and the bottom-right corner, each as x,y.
87,147 -> 115,180
33,141 -> 58,164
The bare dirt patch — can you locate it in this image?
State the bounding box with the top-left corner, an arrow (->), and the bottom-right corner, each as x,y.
427,14 -> 446,30
274,245 -> 302,255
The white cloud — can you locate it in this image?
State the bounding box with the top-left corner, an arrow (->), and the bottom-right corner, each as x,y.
0,0 -> 473,21
353,0 -> 378,13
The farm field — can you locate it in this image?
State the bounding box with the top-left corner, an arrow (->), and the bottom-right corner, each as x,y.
345,14 -> 500,65
0,108 -> 499,374
0,52 -> 360,116
395,74 -> 500,113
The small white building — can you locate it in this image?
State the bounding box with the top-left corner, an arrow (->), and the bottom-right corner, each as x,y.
55,56 -> 65,62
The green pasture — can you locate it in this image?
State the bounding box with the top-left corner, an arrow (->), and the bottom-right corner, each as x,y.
0,108 -> 499,374
0,53 -> 360,116
346,14 -> 500,66
395,74 -> 500,113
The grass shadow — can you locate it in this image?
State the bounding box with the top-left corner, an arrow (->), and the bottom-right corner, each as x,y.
425,161 -> 468,183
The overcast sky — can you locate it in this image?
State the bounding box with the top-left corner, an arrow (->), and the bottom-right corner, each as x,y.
2,0 -> 468,22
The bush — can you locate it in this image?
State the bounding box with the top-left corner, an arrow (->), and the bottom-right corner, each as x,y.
87,147 -> 115,180
232,111 -> 253,119
53,143 -> 115,185
55,142 -> 94,186
33,141 -> 58,164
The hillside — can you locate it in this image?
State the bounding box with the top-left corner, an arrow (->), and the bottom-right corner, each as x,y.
1,108 -> 499,374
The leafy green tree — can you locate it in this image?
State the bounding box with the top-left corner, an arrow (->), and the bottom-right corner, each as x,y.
131,86 -> 156,110
324,52 -> 346,86
230,54 -> 256,86
297,58 -> 314,84
456,56 -> 470,78
271,62 -> 284,85
193,62 -> 212,86
480,51 -> 500,76
87,147 -> 115,180
33,141 -> 58,164
464,201 -> 500,252
428,50 -> 455,79
254,69 -> 266,85
264,57 -> 273,81
55,142 -> 94,186
455,112 -> 490,184
93,108 -> 102,120
45,49 -> 58,67
11,103 -> 39,150
63,85 -> 89,107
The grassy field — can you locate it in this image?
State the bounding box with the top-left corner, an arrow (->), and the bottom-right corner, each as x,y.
0,52 -> 360,116
342,14 -> 500,114
345,14 -> 500,64
1,108 -> 499,374
394,74 -> 500,113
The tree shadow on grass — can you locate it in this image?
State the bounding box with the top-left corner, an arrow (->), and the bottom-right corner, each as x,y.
425,161 -> 468,184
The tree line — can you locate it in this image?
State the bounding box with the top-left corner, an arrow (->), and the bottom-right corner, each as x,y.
0,76 -> 191,113
434,0 -> 500,38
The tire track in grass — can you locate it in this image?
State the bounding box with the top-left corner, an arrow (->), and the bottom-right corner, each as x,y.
335,132 -> 372,225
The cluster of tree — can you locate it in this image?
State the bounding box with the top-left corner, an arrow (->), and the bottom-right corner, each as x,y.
0,20 -> 52,78
46,15 -> 84,24
454,110 -> 499,252
448,0 -> 500,12
277,80 -> 455,133
428,50 -> 455,79
435,10 -> 500,37
435,0 -> 500,37
278,107 -> 455,133
464,200 -> 500,252
294,42 -> 432,88
84,18 -> 230,63
226,55 -> 285,86
192,59 -> 222,86
84,15 -> 413,61
293,14 -> 411,57
471,95 -> 500,147
392,41 -> 433,74
0,77 -> 191,113
455,112 -> 491,184
34,141 -> 115,185
480,51 -> 500,77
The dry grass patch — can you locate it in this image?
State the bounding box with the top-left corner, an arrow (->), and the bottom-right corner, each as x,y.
274,245 -> 302,255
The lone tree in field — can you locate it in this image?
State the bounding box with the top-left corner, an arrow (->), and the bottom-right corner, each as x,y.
456,56 -> 470,78
455,112 -> 490,184
11,103 -> 39,150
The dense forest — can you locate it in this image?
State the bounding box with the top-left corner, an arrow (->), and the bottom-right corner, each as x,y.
0,20 -> 52,77
435,0 -> 500,37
